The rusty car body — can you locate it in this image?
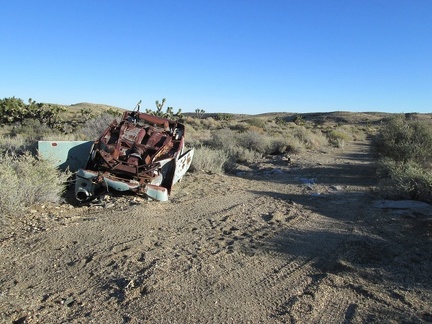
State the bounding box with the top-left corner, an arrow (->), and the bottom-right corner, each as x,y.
39,109 -> 194,202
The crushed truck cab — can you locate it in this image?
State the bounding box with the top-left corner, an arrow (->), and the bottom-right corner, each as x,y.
39,109 -> 194,202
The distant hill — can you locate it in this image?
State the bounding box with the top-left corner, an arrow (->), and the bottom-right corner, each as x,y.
67,102 -> 126,115
61,102 -> 431,127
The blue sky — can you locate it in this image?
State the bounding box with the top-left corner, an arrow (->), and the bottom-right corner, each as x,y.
1,1 -> 431,114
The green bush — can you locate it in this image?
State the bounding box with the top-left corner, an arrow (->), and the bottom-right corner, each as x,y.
0,153 -> 70,215
373,114 -> 432,167
377,159 -> 432,202
373,115 -> 432,202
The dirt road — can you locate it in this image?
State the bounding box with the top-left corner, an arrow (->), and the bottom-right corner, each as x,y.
1,140 -> 431,323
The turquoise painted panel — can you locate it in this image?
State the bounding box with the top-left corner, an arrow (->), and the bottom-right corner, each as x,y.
38,141 -> 94,171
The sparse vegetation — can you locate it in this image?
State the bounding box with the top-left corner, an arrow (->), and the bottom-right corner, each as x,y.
3,95 -> 429,211
326,128 -> 352,148
373,114 -> 432,202
145,98 -> 183,120
195,108 -> 206,118
0,153 -> 70,215
79,113 -> 120,140
292,126 -> 328,150
190,146 -> 233,173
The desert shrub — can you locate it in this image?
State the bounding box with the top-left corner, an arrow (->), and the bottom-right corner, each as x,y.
285,136 -> 305,154
78,113 -> 119,140
268,137 -> 292,155
228,122 -> 250,133
292,126 -> 328,150
10,118 -> 60,141
342,124 -> 367,141
373,115 -> 432,202
183,116 -> 203,130
237,130 -> 271,154
0,134 -> 31,155
292,114 -> 305,125
40,133 -> 81,141
244,118 -> 266,129
376,159 -> 432,203
235,146 -> 262,163
190,146 -> 234,173
185,126 -> 211,147
201,117 -> 222,130
0,152 -> 70,215
208,128 -> 239,151
216,113 -> 233,121
245,125 -> 265,134
327,128 -> 352,148
373,114 -> 432,167
223,119 -> 243,131
225,145 -> 262,164
275,116 -> 288,126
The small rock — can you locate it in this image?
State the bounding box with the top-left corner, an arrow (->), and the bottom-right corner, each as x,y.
373,200 -> 432,217
63,296 -> 75,307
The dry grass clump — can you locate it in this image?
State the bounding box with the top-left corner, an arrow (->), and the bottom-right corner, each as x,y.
292,126 -> 328,150
0,134 -> 31,155
9,119 -> 61,143
270,135 -> 302,154
185,126 -> 212,147
183,116 -> 203,130
237,130 -> 271,154
340,124 -> 367,141
326,128 -> 353,148
200,117 -> 222,130
77,113 -> 119,140
190,146 -> 234,173
243,117 -> 266,129
0,153 -> 70,215
228,147 -> 262,163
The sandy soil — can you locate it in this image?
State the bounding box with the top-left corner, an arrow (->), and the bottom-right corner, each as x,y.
1,139 -> 432,323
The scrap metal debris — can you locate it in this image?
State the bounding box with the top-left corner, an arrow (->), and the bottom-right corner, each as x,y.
39,105 -> 194,202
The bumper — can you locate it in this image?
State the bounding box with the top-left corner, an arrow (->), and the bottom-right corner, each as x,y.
75,169 -> 169,202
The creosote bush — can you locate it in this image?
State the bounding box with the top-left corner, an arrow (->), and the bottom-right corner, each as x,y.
373,114 -> 432,167
373,115 -> 432,202
376,159 -> 432,202
0,153 -> 70,215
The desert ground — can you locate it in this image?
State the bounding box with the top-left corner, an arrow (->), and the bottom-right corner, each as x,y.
1,137 -> 432,323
